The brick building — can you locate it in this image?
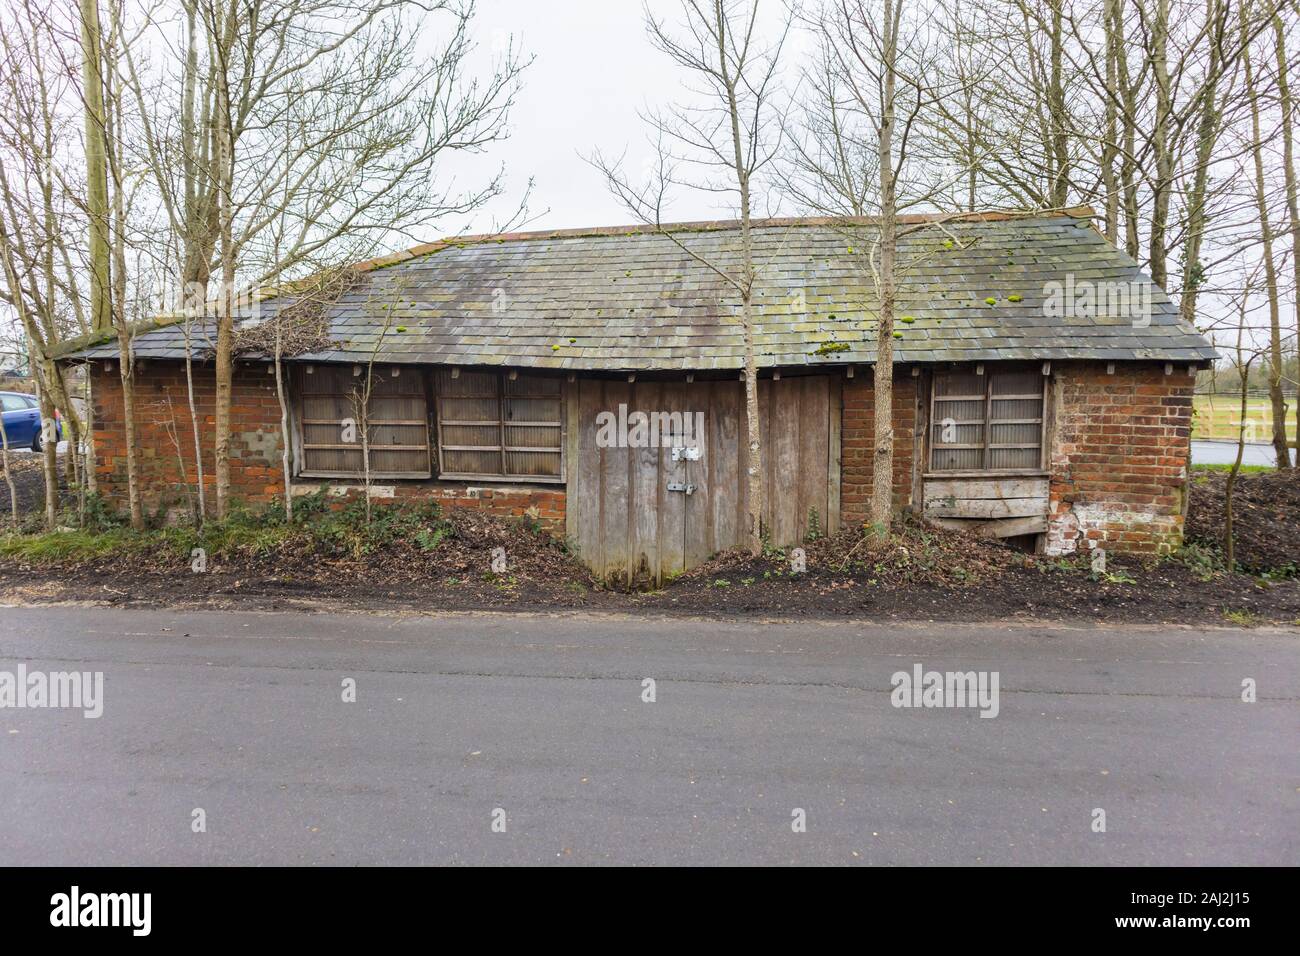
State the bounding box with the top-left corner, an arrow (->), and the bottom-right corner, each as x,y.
62,209 -> 1213,582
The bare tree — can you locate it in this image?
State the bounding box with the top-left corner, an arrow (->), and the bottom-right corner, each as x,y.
0,1 -> 97,517
1241,0 -> 1291,467
232,268 -> 361,519
114,0 -> 529,519
1272,6 -> 1300,457
785,0 -> 972,541
179,315 -> 207,522
79,0 -> 111,332
0,406 -> 18,523
1223,285 -> 1264,568
590,0 -> 791,556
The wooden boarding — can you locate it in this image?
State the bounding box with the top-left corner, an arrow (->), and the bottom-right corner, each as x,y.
573,376 -> 835,585
922,475 -> 1050,531
928,515 -> 1049,538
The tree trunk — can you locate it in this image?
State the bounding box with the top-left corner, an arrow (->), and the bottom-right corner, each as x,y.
1178,0 -> 1224,330
274,330 -> 293,521
869,0 -> 899,543
715,0 -> 763,556
36,384 -> 58,529
213,40 -> 235,520
0,412 -> 18,523
1149,0 -> 1173,286
1273,12 -> 1300,468
1113,0 -> 1140,259
1225,360 -> 1253,569
79,0 -> 111,331
1047,0 -> 1070,207
1243,13 -> 1291,469
115,346 -> 144,529
1101,0 -> 1122,242
107,40 -> 145,528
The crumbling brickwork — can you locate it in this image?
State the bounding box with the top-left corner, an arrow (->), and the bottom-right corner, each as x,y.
836,361 -> 1194,555
1044,362 -> 1195,556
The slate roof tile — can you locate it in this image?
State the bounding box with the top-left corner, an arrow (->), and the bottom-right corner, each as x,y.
63,212 -> 1216,368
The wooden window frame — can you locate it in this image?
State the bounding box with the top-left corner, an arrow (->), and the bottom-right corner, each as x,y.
434,370 -> 566,484
293,364 -> 433,480
927,366 -> 1048,475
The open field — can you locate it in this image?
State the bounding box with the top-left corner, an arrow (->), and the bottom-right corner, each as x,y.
1194,394 -> 1298,444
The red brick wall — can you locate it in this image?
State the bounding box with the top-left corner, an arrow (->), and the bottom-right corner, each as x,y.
1045,362 -> 1195,556
88,360 -> 566,532
840,369 -> 917,526
90,359 -> 1191,555
836,361 -> 1194,555
295,482 -> 565,532
91,360 -> 280,507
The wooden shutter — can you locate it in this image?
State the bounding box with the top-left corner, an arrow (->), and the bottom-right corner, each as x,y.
434,369 -> 563,482
435,369 -> 504,477
503,373 -> 562,479
986,369 -> 1045,469
930,370 -> 986,470
297,364 -> 431,478
930,367 -> 1045,472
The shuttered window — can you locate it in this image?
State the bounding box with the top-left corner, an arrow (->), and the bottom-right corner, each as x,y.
434,369 -> 564,482
296,364 -> 432,478
930,368 -> 1046,472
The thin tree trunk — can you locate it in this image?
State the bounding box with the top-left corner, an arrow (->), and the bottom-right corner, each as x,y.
114,343 -> 144,528
79,0 -> 111,331
1113,0 -> 1141,259
0,412 -> 18,523
274,330 -> 293,521
715,0 -> 763,556
1225,355 -> 1253,569
80,373 -> 93,524
213,34 -> 235,520
1047,0 -> 1070,207
35,381 -> 58,529
1102,0 -> 1122,242
1149,0 -> 1173,286
1243,13 -> 1291,468
1179,0 -> 1224,330
107,32 -> 145,528
869,0 -> 900,543
182,321 -> 206,523
1273,11 -> 1300,466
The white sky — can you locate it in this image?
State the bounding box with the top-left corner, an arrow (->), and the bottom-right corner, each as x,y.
447,0 -> 751,237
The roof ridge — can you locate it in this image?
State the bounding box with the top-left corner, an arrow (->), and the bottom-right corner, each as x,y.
352,205 -> 1099,273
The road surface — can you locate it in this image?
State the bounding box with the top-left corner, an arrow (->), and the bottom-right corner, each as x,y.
1191,438 -> 1277,467
0,605 -> 1295,865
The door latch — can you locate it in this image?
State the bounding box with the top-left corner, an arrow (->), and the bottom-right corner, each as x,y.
666,481 -> 696,495
671,445 -> 702,461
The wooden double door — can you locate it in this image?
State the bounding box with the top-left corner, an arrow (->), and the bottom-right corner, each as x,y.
570,375 -> 839,585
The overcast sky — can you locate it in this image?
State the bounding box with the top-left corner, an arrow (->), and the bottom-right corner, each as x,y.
446,0 -> 783,237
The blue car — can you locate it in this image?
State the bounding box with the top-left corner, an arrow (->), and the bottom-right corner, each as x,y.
1,390 -> 61,452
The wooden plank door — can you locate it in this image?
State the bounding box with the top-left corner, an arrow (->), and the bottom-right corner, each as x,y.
572,376 -> 836,584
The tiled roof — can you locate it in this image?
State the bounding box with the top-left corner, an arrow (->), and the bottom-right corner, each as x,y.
61,210 -> 1217,369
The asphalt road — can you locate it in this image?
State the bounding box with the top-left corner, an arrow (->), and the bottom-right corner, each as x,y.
0,605 -> 1295,865
1191,438 -> 1278,467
